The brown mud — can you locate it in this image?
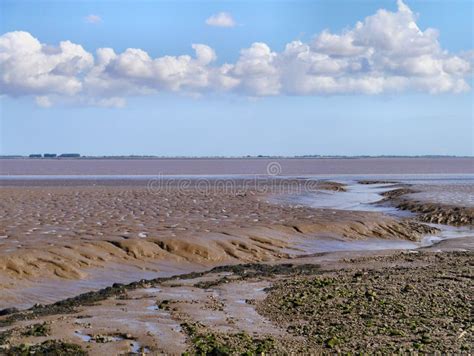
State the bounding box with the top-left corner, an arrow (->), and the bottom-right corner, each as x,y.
0,180 -> 436,308
1,246 -> 472,355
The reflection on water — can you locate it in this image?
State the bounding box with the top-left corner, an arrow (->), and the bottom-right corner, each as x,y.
74,330 -> 92,342
73,330 -> 150,353
0,261 -> 207,310
294,236 -> 419,254
419,224 -> 474,246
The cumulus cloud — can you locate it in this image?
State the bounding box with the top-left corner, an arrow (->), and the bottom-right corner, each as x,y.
205,12 -> 236,28
233,43 -> 280,95
0,31 -> 93,97
85,14 -> 102,24
0,0 -> 471,107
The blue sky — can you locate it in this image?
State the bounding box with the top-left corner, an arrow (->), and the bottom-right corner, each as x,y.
0,0 -> 473,156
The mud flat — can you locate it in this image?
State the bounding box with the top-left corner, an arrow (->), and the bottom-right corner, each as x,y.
379,183 -> 474,226
0,176 -> 472,354
0,178 -> 439,309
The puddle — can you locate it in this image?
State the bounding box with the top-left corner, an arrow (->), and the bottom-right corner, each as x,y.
143,288 -> 161,294
130,341 -> 150,354
74,330 -> 92,342
74,331 -> 124,343
74,330 -> 151,354
217,281 -> 279,335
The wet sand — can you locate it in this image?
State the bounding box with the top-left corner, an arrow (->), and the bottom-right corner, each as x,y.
0,173 -> 472,354
0,179 -> 439,308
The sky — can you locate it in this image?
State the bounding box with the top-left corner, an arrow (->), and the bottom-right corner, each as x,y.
0,0 -> 473,156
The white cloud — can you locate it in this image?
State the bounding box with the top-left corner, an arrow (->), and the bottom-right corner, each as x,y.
192,44 -> 217,65
205,12 -> 236,28
232,42 -> 280,95
312,31 -> 365,57
0,31 -> 93,97
0,0 -> 472,107
85,14 -> 102,24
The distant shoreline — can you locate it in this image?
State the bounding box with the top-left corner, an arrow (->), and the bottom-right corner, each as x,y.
1,155 -> 472,160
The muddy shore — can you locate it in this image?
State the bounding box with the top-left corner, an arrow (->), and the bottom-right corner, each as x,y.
1,245 -> 472,354
0,179 -> 437,308
379,185 -> 474,226
0,177 -> 472,354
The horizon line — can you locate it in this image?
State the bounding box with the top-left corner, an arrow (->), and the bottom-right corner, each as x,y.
1,155 -> 473,159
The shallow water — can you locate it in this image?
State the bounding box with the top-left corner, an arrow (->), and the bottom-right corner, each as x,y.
0,261 -> 207,310
273,180 -> 473,252
2,157 -> 473,176
269,183 -> 406,215
294,236 -> 419,253
269,174 -> 474,214
74,330 -> 150,353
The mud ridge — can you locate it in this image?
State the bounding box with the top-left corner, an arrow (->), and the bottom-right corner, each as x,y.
0,219 -> 437,285
380,187 -> 473,226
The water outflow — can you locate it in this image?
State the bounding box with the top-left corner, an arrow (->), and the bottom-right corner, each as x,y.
271,183 -> 407,215
270,181 -> 473,251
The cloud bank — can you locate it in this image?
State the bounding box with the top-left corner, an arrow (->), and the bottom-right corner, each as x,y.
0,1 -> 472,107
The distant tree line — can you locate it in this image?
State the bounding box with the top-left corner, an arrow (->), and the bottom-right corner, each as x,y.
28,153 -> 80,158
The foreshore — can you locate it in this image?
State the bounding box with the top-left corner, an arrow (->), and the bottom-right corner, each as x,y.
0,176 -> 472,354
0,244 -> 472,354
0,179 -> 438,306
